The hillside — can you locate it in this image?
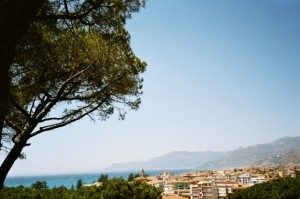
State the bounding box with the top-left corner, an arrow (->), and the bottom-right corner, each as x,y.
106,136 -> 300,171
200,136 -> 300,169
106,151 -> 227,171
279,149 -> 300,165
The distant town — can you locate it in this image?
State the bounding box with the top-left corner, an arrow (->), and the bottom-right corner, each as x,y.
133,164 -> 300,199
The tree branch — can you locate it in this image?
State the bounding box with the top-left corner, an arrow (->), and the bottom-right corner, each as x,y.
41,101 -> 93,122
63,0 -> 69,15
34,62 -> 95,121
30,95 -> 110,137
34,0 -> 105,22
39,72 -> 118,123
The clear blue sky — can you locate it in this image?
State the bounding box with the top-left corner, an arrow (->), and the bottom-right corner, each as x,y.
8,0 -> 300,176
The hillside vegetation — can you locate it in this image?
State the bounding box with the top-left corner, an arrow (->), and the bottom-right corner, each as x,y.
228,176 -> 300,199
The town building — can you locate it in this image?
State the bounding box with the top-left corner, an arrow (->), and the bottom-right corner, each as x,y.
248,176 -> 266,186
198,181 -> 218,199
216,181 -> 239,198
164,184 -> 177,194
190,184 -> 200,199
238,173 -> 251,184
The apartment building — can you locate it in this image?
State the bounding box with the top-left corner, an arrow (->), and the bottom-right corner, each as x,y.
216,181 -> 238,198
198,181 -> 218,199
248,176 -> 266,186
238,174 -> 251,184
190,184 -> 200,199
164,184 -> 177,194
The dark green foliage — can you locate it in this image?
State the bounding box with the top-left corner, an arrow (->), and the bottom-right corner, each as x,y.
128,173 -> 135,181
128,172 -> 142,181
131,180 -> 162,199
135,173 -> 141,178
228,177 -> 300,199
0,186 -> 79,199
0,178 -> 162,199
296,170 -> 300,177
98,174 -> 109,183
99,178 -> 133,199
31,181 -> 48,190
76,179 -> 83,190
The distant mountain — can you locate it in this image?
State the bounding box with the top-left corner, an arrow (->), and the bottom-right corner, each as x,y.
279,149 -> 300,165
106,151 -> 228,171
199,136 -> 300,169
106,136 -> 300,171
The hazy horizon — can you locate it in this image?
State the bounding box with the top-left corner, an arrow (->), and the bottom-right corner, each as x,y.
7,135 -> 300,177
3,0 -> 300,176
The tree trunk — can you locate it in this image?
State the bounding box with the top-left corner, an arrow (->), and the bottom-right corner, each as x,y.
0,0 -> 45,190
0,0 -> 45,146
0,141 -> 27,189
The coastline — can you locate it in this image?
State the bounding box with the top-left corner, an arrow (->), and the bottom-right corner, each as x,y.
5,169 -> 191,189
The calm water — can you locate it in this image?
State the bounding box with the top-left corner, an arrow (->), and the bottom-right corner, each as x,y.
5,169 -> 191,189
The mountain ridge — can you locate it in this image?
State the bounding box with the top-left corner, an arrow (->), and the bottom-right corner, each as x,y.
105,136 -> 300,171
106,150 -> 228,171
200,136 -> 300,169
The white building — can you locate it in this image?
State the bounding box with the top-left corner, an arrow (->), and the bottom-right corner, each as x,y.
238,174 -> 251,184
248,176 -> 266,186
216,181 -> 238,198
163,184 -> 176,194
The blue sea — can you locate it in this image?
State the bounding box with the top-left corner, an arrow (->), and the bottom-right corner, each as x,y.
5,169 -> 191,189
